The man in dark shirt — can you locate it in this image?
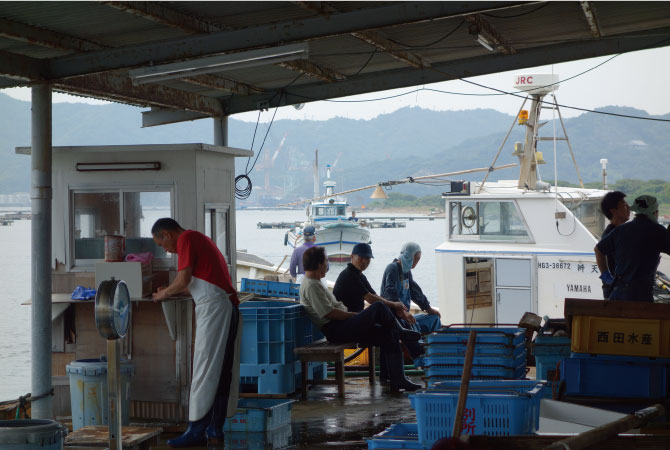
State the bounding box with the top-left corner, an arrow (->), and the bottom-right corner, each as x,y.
333,243 -> 410,320
597,191 -> 630,298
596,195 -> 670,302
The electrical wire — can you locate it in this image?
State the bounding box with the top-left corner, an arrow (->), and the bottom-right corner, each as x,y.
387,20 -> 464,48
347,48 -> 378,77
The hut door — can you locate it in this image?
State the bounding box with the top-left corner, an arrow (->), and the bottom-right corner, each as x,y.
494,258 -> 532,324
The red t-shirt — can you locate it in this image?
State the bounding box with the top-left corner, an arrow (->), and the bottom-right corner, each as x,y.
177,230 -> 239,305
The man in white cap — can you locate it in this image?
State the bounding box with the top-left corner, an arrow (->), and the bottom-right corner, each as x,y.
595,195 -> 670,302
289,225 -> 317,283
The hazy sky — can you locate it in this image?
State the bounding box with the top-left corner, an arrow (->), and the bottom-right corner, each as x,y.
4,46 -> 669,123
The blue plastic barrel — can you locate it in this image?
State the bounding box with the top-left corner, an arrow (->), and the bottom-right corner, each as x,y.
0,420 -> 67,450
65,359 -> 135,430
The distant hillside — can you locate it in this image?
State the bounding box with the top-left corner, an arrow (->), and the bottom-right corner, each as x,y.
1,93 -> 669,206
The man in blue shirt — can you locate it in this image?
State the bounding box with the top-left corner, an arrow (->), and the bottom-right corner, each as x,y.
596,195 -> 670,302
289,225 -> 316,283
597,191 -> 630,298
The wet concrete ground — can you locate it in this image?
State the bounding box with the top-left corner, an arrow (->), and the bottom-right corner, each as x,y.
155,374 -> 421,449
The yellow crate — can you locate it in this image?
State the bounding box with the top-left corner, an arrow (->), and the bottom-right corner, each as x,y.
344,348 -> 370,366
571,315 -> 670,358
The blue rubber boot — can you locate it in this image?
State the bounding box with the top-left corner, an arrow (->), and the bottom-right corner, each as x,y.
167,421 -> 208,448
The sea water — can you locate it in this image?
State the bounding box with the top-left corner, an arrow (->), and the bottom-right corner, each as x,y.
0,208 -> 445,400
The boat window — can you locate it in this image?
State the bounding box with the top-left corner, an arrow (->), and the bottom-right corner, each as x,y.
205,204 -> 231,262
72,188 -> 173,267
449,200 -> 532,242
336,205 -> 346,216
562,199 -> 606,239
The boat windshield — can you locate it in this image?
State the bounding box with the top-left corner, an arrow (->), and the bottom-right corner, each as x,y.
449,200 -> 532,242
313,205 -> 346,217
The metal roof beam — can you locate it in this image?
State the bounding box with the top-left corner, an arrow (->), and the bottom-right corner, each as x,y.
52,73 -> 223,115
103,1 -> 229,33
47,2 -> 530,79
277,60 -> 346,82
0,17 -> 104,52
465,14 -> 515,55
351,30 -> 431,69
141,107 -> 209,127
0,50 -> 47,81
580,1 -> 602,38
222,28 -> 670,115
180,74 -> 264,95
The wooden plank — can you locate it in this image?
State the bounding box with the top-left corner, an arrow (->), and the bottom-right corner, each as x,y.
564,298 -> 670,322
53,352 -> 76,376
64,425 -> 162,448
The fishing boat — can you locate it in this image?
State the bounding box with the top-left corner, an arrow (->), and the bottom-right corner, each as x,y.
284,164 -> 370,262
435,74 -> 608,324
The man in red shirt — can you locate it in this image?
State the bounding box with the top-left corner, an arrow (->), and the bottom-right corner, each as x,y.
152,218 -> 240,447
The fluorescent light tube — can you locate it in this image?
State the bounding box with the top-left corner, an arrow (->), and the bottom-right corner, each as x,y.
476,34 -> 494,52
76,162 -> 161,171
129,43 -> 309,85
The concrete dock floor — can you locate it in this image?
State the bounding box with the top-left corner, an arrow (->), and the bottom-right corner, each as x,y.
155,373 -> 422,449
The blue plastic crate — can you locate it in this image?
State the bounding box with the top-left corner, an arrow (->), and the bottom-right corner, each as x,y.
224,398 -> 293,432
534,354 -> 566,382
560,356 -> 670,398
426,328 -> 526,347
424,349 -> 526,369
367,423 -> 428,449
532,336 -> 571,357
425,361 -> 526,380
224,423 -> 292,449
409,380 -> 543,445
240,301 -> 302,365
426,341 -> 525,358
241,278 -> 300,299
240,363 -> 297,395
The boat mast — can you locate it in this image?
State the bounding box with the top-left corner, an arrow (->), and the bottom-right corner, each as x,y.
324,164 -> 336,201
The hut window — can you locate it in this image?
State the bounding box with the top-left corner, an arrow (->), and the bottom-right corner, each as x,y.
205,204 -> 231,263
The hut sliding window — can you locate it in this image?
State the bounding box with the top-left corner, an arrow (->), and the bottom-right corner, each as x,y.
72,189 -> 172,267
205,204 -> 231,263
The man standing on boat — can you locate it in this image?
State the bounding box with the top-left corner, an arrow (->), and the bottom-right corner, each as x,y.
595,195 -> 670,302
151,218 -> 241,447
597,191 -> 630,298
289,225 -> 317,283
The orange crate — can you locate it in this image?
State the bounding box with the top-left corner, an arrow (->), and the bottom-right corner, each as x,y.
344,348 -> 369,366
571,315 -> 670,358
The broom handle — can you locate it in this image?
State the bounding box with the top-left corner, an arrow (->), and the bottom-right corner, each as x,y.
452,330 -> 477,438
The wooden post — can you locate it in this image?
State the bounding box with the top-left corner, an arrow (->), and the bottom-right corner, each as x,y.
542,404 -> 665,450
452,330 -> 477,438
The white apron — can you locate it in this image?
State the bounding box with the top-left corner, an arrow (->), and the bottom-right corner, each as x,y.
188,276 -> 242,421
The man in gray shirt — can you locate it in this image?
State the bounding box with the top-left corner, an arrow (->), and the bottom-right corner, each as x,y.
299,246 -> 422,392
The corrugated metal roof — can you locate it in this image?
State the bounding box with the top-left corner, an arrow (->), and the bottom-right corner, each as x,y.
0,1 -> 668,123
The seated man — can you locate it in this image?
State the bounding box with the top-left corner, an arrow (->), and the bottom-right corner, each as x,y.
300,246 -> 422,392
333,243 -> 423,372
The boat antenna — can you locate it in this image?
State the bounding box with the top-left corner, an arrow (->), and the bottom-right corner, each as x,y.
477,97 -> 528,194
313,149 -> 319,199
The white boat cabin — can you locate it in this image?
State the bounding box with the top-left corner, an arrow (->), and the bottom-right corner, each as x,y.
435,180 -> 608,325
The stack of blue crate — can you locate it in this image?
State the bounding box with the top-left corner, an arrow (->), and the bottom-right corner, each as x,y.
423,327 -> 527,387
367,380 -> 545,449
238,279 -> 325,395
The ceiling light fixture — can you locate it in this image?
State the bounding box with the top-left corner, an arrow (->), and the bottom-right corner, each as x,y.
476,34 -> 494,52
76,162 -> 161,172
129,43 -> 309,85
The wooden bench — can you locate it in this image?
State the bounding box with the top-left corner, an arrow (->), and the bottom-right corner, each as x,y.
294,340 -> 375,399
64,426 -> 162,450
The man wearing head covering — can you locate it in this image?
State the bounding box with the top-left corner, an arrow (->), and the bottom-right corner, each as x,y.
289,225 -> 317,283
595,195 -> 670,302
380,242 -> 442,367
333,243 -> 410,320
596,191 -> 630,298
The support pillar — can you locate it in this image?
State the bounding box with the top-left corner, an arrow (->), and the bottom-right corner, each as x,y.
31,83 -> 53,419
213,116 -> 228,146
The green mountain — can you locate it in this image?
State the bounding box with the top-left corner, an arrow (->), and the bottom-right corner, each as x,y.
1,92 -> 669,206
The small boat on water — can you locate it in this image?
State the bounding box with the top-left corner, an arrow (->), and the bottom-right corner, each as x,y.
284,164 -> 370,262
